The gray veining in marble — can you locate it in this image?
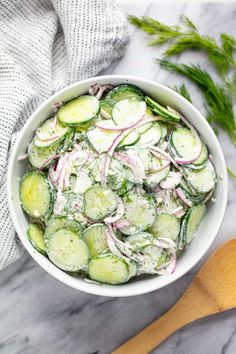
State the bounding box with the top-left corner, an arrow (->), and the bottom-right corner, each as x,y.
1,2 -> 236,354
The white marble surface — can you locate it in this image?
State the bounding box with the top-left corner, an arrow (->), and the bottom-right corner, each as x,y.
1,2 -> 236,354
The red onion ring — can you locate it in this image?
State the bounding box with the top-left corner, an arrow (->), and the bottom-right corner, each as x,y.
175,187 -> 193,208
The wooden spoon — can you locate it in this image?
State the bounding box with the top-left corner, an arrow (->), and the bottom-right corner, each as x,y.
113,238 -> 236,354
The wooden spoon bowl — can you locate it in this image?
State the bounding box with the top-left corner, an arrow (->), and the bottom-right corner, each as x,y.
113,238 -> 236,354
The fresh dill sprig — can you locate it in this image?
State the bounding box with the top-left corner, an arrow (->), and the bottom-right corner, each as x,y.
181,15 -> 197,31
128,15 -> 181,45
174,84 -> 192,102
129,15 -> 236,75
225,72 -> 236,101
158,58 -> 236,145
227,166 -> 236,179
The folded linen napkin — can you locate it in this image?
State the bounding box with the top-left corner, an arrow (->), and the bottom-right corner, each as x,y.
0,0 -> 129,270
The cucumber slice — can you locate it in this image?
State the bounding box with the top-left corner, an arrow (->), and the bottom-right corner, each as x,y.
137,122 -> 152,134
58,95 -> 100,125
127,261 -> 137,280
149,154 -> 167,171
87,124 -> 119,153
187,144 -> 208,169
83,186 -> 118,221
184,160 -> 216,194
123,150 -> 145,184
159,122 -> 168,139
145,106 -> 153,116
179,204 -> 206,248
90,156 -> 126,189
34,118 -> 69,148
112,99 -> 146,126
90,155 -> 105,182
106,84 -> 144,102
145,97 -> 180,122
45,216 -> 83,242
83,224 -> 108,257
100,99 -> 116,119
88,254 -> 129,284
118,130 -> 140,148
145,165 -> 170,189
177,185 -> 206,205
185,204 -> 206,243
73,170 -> 94,194
179,177 -> 196,196
171,127 -> 201,160
142,245 -> 168,268
163,192 -> 182,214
137,148 -> 152,171
106,159 -> 126,190
28,139 -> 60,169
149,213 -> 180,240
27,223 -> 46,255
136,123 -> 162,147
120,192 -> 156,235
178,216 -> 188,250
47,228 -> 89,272
126,232 -> 168,268
126,232 -> 153,248
59,128 -> 75,153
20,172 -> 53,218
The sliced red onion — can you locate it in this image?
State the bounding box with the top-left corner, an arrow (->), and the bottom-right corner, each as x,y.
159,140 -> 168,151
96,116 -> 144,131
172,206 -> 186,218
74,143 -> 82,150
101,132 -> 123,186
49,154 -> 66,186
114,220 -> 132,229
160,172 -> 182,189
17,153 -> 28,161
174,155 -> 201,165
156,256 -> 177,275
89,84 -> 113,100
202,188 -> 215,203
106,233 -> 125,259
74,202 -> 81,210
106,224 -> 133,259
52,115 -> 58,129
100,108 -> 112,120
153,238 -> 176,251
102,116 -> 162,185
114,152 -> 145,181
52,101 -> 62,111
36,132 -> 60,141
48,173 -> 56,187
175,187 -> 193,208
104,198 -> 125,223
149,147 -> 179,169
134,116 -> 161,129
57,153 -> 70,189
149,159 -> 170,173
37,154 -> 60,173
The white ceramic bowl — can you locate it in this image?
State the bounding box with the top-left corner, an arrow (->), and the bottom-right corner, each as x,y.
7,75 -> 228,297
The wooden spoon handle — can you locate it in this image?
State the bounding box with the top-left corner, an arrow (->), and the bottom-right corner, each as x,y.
112,303 -> 188,354
112,280 -> 219,354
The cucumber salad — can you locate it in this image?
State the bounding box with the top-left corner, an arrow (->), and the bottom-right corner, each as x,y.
19,83 -> 216,285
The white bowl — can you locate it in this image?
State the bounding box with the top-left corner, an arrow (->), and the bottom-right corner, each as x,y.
7,75 -> 228,297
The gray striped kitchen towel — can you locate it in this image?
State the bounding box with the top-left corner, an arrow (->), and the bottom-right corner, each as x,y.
0,0 -> 129,270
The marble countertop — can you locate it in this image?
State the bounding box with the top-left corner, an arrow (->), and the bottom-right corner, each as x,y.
1,2 -> 236,354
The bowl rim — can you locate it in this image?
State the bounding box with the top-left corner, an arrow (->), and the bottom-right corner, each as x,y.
7,74 -> 228,297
